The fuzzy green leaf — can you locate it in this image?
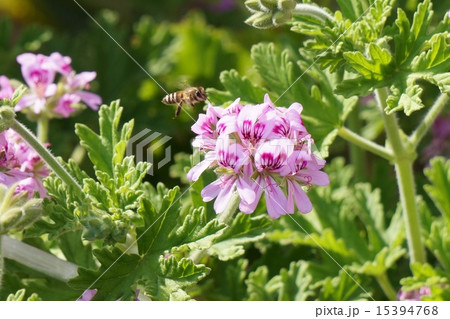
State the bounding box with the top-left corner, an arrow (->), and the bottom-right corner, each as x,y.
206,214 -> 271,261
424,157 -> 450,221
75,100 -> 133,177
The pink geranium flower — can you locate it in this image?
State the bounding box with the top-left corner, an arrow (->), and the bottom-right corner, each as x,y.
187,94 -> 329,218
13,52 -> 101,118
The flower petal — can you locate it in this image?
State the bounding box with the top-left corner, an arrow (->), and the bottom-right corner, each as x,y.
295,169 -> 329,186
214,177 -> 235,214
264,176 -> 290,218
236,176 -> 255,204
201,179 -> 223,202
239,175 -> 263,214
186,152 -> 216,181
287,179 -> 312,214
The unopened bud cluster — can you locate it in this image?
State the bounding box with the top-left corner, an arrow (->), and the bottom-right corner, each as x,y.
245,0 -> 297,29
0,183 -> 42,235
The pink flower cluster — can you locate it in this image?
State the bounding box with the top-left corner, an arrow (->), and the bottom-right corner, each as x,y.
0,129 -> 50,198
187,94 -> 329,218
1,52 -> 101,118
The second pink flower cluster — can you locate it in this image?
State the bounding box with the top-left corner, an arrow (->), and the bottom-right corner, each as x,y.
0,52 -> 101,118
187,94 -> 329,219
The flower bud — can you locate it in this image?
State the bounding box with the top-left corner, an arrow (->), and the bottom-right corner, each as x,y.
245,12 -> 274,29
245,0 -> 263,13
260,0 -> 278,11
0,184 -> 42,235
0,105 -> 16,133
278,0 -> 296,11
272,11 -> 293,27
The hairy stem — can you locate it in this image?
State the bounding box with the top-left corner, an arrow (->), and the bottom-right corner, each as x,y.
190,192 -> 240,263
11,119 -> 83,194
337,126 -> 394,162
409,94 -> 449,149
293,3 -> 334,23
375,87 -> 426,265
376,272 -> 397,301
1,235 -> 78,282
37,116 -> 49,143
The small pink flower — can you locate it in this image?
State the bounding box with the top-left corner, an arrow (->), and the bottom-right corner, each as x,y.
15,53 -> 57,113
54,93 -> 81,118
14,52 -> 101,117
0,76 -> 14,99
188,94 -> 329,218
64,71 -> 102,111
397,287 -> 431,301
201,135 -> 255,213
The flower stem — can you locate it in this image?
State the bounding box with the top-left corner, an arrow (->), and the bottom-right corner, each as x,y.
375,87 -> 426,265
376,272 -> 397,301
409,94 -> 449,149
1,235 -> 78,282
218,192 -> 241,224
11,119 -> 83,194
293,4 -> 334,23
37,116 -> 49,143
190,192 -> 241,263
337,126 -> 394,162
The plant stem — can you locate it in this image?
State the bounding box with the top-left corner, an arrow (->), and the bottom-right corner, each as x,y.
409,94 -> 449,149
217,192 -> 241,224
37,116 -> 49,143
337,126 -> 394,162
375,87 -> 426,265
376,272 -> 397,301
293,4 -> 334,23
1,235 -> 78,282
11,119 -> 83,194
190,192 -> 241,263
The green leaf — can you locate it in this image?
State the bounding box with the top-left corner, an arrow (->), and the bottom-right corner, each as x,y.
343,44 -> 393,81
251,43 -> 295,101
57,230 -> 96,269
319,269 -> 369,301
75,100 -> 134,177
215,69 -> 267,104
69,248 -> 142,300
424,157 -> 450,221
430,73 -> 450,94
6,289 -> 41,301
246,261 -> 314,301
206,214 -> 271,261
336,0 -> 367,22
426,220 -> 450,271
412,32 -> 450,72
143,256 -> 209,301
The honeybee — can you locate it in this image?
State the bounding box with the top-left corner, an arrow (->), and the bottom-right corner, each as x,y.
161,87 -> 207,118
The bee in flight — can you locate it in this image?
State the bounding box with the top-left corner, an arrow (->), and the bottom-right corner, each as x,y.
162,86 -> 207,118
